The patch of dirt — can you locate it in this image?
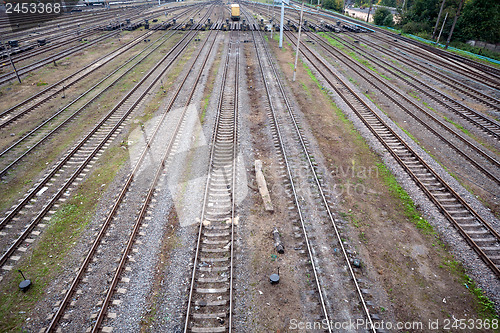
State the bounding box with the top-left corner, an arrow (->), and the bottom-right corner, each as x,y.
234,41 -> 325,331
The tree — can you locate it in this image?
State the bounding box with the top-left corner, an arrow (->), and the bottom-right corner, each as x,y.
383,13 -> 394,26
322,0 -> 344,11
373,7 -> 392,25
398,0 -> 461,37
457,0 -> 500,43
380,0 -> 397,7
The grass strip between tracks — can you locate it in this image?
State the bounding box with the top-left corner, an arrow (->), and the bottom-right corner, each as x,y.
0,144 -> 128,332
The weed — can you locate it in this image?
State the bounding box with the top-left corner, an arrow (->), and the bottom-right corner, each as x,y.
376,163 -> 434,234
0,145 -> 127,331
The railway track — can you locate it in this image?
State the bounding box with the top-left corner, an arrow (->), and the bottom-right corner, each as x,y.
184,30 -> 239,333
343,32 -> 500,111
249,1 -> 500,113
324,33 -> 500,140
0,9 -> 144,68
284,30 -> 500,277
300,32 -> 500,186
288,0 -> 500,90
0,30 -> 121,85
246,17 -> 379,332
0,30 -> 154,130
0,5 -> 204,133
47,24 -> 219,333
0,28 -> 186,178
380,34 -> 500,90
0,4 -> 174,85
0,27 -> 199,279
1,6 -> 140,38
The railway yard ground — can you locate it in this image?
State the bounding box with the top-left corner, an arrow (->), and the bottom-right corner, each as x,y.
0,1 -> 499,332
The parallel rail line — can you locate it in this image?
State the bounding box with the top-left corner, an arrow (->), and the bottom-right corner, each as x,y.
0,4 -> 172,85
0,27 -> 198,276
48,22 -> 218,333
288,0 -> 500,90
0,30 -> 120,85
0,29 -> 154,129
325,32 -> 500,140
248,18 -> 376,330
343,32 -> 500,111
0,28 -> 183,177
286,30 -> 500,277
302,32 -> 500,186
184,30 -> 239,333
0,4 -> 202,130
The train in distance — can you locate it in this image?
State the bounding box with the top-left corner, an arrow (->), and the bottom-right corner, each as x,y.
230,4 -> 240,21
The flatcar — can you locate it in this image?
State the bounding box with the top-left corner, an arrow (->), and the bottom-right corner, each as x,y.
230,4 -> 240,21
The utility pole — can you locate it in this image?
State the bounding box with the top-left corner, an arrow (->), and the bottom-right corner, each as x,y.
2,40 -> 21,84
279,0 -> 285,48
366,0 -> 374,23
445,0 -> 464,49
293,1 -> 304,82
272,0 -> 275,39
432,0 -> 446,39
436,11 -> 448,45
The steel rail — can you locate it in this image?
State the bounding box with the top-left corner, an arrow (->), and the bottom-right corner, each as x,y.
0,4 -> 171,84
1,6 -> 141,42
287,0 -> 500,86
248,0 -> 500,109
184,29 -> 239,333
300,32 -> 500,185
0,30 -> 154,129
0,13 -> 204,176
252,0 -> 500,91
344,32 -> 500,110
0,30 -> 120,85
51,24 -> 218,333
0,28 -> 198,270
249,31 -> 333,333
247,15 -> 376,331
45,29 -> 203,333
92,27 -> 218,333
323,32 -> 500,140
1,4 -> 175,56
288,31 -> 500,277
0,4 -> 202,124
0,31 -> 174,177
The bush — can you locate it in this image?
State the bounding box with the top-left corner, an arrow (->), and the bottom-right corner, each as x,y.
402,21 -> 431,34
373,8 -> 392,26
383,13 -> 394,27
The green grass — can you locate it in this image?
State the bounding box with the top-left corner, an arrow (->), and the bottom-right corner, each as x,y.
443,261 -> 498,319
0,145 -> 128,332
318,32 -> 345,50
201,96 -> 209,123
319,32 -> 391,80
399,126 -> 420,145
302,60 -> 322,89
371,168 -> 498,313
443,115 -> 471,136
297,49 -> 498,322
376,162 -> 434,234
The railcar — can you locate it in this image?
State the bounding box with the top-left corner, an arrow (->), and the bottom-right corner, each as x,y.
230,4 -> 240,21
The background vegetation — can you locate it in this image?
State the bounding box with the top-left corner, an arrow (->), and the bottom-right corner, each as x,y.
319,0 -> 499,59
